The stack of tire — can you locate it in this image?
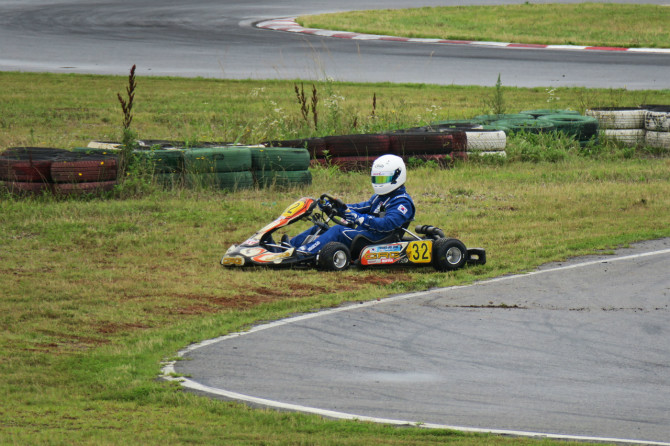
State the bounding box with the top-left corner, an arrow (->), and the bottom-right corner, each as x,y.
642,105 -> 670,151
586,107 -> 647,147
430,120 -> 507,160
0,147 -> 118,196
267,129 -> 468,171
84,141 -> 312,190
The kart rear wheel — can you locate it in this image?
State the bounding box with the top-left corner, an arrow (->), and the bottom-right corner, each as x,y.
433,238 -> 467,271
317,242 -> 351,271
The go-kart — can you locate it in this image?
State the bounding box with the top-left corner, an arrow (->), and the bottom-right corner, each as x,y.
220,194 -> 486,271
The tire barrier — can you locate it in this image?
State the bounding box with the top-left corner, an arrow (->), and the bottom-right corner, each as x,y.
585,106 -> 670,151
0,147 -> 118,196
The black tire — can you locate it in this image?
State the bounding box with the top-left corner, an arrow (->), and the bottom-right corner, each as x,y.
317,242 -> 351,271
519,109 -> 580,118
537,114 -> 599,141
255,170 -> 312,188
250,147 -> 310,171
183,147 -> 252,174
432,238 -> 468,271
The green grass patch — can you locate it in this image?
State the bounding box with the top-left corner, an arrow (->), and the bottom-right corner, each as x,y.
1,71 -> 670,444
298,3 -> 670,48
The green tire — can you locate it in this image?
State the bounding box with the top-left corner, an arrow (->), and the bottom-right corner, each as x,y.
185,171 -> 254,190
537,114 -> 599,140
250,147 -> 311,171
491,119 -> 556,134
184,147 -> 252,174
255,170 -> 312,188
133,148 -> 185,174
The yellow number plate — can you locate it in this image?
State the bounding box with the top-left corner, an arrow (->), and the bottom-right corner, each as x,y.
407,240 -> 432,263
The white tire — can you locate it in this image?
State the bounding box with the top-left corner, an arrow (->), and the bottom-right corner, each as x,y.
603,129 -> 646,146
87,141 -> 121,150
645,110 -> 670,132
585,108 -> 646,129
465,130 -> 506,151
645,131 -> 670,150
467,151 -> 507,158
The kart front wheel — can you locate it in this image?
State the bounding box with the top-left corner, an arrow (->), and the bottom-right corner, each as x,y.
317,242 -> 351,271
433,238 -> 467,271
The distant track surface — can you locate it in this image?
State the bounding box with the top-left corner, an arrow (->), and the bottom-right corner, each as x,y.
1,0 -> 669,88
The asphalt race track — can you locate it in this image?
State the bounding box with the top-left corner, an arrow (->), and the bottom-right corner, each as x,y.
1,0 -> 669,88
168,239 -> 670,444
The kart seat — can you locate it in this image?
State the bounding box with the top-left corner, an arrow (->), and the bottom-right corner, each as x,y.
349,221 -> 411,260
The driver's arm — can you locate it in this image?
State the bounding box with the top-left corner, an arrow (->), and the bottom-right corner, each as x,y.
355,196 -> 414,234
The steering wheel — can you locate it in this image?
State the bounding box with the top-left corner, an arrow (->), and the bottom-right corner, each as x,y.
319,193 -> 355,228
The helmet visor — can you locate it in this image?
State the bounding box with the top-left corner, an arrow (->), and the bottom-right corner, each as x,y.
371,174 -> 395,184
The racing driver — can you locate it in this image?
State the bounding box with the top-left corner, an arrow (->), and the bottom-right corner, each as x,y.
290,154 -> 415,256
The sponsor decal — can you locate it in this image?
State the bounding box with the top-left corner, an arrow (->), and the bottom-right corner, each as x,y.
306,241 -> 321,252
240,247 -> 264,256
254,249 -> 294,264
368,243 -> 403,253
361,243 -> 406,265
221,256 -> 245,266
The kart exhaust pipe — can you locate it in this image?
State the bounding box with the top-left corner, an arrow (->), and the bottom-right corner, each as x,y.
415,225 -> 445,239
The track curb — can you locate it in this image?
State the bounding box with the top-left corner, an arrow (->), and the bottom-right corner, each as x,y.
256,17 -> 670,54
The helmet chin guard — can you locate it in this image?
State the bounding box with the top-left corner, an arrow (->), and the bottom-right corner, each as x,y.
371,154 -> 406,195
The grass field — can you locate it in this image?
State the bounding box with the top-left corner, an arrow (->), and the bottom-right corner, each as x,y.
2,4 -> 670,442
298,3 -> 670,48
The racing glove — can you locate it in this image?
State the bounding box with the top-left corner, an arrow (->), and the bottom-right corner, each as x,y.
344,209 -> 365,227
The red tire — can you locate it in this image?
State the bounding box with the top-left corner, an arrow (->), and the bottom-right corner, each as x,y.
324,134 -> 390,157
312,155 -> 376,171
0,147 -> 68,182
53,180 -> 117,196
0,180 -> 54,195
51,158 -> 118,183
390,131 -> 466,155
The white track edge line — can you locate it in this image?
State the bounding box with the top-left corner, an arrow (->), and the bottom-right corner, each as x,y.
161,246 -> 670,445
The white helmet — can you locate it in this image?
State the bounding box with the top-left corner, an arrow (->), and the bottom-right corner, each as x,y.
371,154 -> 406,195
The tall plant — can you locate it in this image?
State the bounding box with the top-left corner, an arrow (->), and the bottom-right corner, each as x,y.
117,64 -> 138,177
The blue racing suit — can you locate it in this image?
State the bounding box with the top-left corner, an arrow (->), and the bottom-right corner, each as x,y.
291,186 -> 415,255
